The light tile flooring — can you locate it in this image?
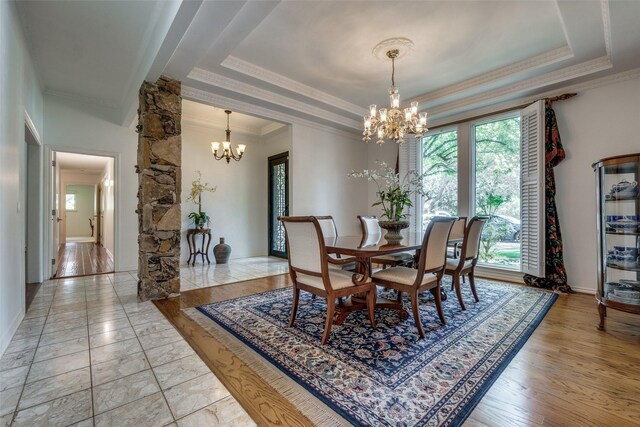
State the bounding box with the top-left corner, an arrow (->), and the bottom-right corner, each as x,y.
0,257 -> 289,426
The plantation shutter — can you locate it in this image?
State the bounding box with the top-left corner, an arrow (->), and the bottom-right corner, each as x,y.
399,138 -> 423,236
520,100 -> 545,277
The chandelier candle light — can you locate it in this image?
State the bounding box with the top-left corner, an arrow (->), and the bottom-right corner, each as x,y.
363,45 -> 428,145
211,110 -> 246,163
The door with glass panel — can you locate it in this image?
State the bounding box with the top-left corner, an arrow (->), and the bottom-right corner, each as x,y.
473,115 -> 521,268
269,152 -> 289,258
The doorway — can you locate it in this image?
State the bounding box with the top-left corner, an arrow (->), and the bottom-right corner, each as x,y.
268,152 -> 289,258
51,151 -> 115,278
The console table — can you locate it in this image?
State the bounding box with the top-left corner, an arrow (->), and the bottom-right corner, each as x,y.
187,228 -> 212,266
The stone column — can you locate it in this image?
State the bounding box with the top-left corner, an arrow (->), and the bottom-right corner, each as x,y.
136,76 -> 182,301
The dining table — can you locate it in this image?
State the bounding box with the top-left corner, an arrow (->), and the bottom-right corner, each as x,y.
324,231 -> 424,324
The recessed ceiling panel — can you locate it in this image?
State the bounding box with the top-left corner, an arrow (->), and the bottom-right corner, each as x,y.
226,1 -> 567,106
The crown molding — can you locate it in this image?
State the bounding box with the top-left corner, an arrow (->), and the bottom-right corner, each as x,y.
410,46 -> 574,105
222,56 -> 367,116
428,67 -> 640,129
182,86 -> 360,140
601,0 -> 612,57
427,55 -> 612,118
260,122 -> 286,136
188,68 -> 361,130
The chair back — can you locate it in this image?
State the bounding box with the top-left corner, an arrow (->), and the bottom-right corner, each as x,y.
358,215 -> 382,235
449,216 -> 467,241
280,216 -> 326,276
417,216 -> 457,275
315,216 -> 338,239
461,216 -> 490,261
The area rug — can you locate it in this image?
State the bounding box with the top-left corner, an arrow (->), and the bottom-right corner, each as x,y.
195,278 -> 556,426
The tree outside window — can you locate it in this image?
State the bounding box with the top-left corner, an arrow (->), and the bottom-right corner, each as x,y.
66,193 -> 77,211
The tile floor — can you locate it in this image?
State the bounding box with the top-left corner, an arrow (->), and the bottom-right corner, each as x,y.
0,257 -> 289,426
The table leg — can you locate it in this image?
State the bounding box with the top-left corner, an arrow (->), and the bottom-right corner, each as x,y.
205,232 -> 211,264
187,232 -> 193,265
190,233 -> 197,266
200,232 -> 206,264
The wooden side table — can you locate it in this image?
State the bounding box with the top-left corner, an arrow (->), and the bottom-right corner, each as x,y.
187,228 -> 212,266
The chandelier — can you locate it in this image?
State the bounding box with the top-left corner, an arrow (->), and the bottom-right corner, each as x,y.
211,110 -> 246,163
363,48 -> 428,145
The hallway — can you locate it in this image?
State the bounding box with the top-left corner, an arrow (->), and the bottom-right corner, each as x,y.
55,242 -> 114,278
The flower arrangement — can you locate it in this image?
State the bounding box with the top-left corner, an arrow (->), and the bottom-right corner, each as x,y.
349,161 -> 428,222
187,171 -> 216,228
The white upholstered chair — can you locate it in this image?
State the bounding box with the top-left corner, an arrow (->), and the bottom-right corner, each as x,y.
444,216 -> 489,310
447,216 -> 467,259
371,217 -> 456,338
280,216 -> 377,345
358,216 -> 415,269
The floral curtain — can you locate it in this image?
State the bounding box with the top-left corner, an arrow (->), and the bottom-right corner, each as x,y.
524,102 -> 573,293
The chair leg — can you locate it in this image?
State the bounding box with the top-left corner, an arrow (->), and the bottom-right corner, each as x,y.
367,287 -> 377,329
469,271 -> 479,302
453,274 -> 466,311
311,294 -> 317,300
396,290 -> 403,303
321,297 -> 336,345
288,286 -> 300,327
431,284 -> 447,325
410,290 -> 425,339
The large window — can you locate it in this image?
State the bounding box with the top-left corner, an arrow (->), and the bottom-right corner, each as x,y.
421,113 -> 524,272
473,116 -> 521,268
65,193 -> 77,211
422,129 -> 457,229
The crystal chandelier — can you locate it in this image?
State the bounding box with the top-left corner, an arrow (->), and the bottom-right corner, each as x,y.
211,110 -> 246,163
363,49 -> 428,145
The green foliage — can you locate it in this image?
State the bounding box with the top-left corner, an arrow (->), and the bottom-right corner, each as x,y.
188,211 -> 210,228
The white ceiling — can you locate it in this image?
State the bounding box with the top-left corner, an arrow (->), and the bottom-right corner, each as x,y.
16,0 -> 640,131
56,152 -> 110,172
182,99 -> 283,136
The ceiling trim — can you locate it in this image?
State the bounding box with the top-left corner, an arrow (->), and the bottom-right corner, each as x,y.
601,0 -> 612,57
260,122 -> 285,136
409,46 -> 574,105
222,55 -> 367,115
428,67 -> 640,129
183,85 -> 360,140
188,68 -> 361,129
181,115 -> 267,137
428,55 -> 613,119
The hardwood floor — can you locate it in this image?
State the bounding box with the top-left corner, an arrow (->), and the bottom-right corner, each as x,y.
155,275 -> 640,427
55,242 -> 114,278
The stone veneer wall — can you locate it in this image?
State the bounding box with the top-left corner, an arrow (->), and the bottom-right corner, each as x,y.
136,76 -> 182,300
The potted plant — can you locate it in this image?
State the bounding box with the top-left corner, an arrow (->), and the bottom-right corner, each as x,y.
187,171 -> 216,229
349,161 -> 428,243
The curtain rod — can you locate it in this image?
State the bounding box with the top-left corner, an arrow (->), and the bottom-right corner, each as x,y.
430,93 -> 577,130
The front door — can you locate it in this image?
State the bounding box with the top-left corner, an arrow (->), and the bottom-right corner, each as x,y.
268,152 -> 289,258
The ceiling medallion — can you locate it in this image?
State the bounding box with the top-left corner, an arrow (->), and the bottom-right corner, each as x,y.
211,110 -> 246,163
363,38 -> 427,145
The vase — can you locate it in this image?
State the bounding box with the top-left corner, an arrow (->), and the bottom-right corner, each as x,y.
214,237 -> 231,264
378,220 -> 410,245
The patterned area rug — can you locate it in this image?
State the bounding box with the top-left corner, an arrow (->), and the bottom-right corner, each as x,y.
196,278 -> 556,426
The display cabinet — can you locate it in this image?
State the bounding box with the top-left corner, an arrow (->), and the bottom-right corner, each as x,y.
593,153 -> 640,330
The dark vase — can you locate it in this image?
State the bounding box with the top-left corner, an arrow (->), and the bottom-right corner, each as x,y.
214,237 -> 231,264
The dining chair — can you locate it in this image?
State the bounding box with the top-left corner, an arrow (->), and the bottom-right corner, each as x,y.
358,215 -> 415,269
371,217 -> 456,338
443,216 -> 489,310
280,216 -> 377,345
315,215 -> 356,271
447,216 -> 467,259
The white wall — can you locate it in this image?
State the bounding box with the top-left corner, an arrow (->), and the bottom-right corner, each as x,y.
180,123 -> 291,261
44,96 -> 137,271
65,185 -> 95,237
289,123 -> 368,235
553,75 -> 640,293
0,0 -> 44,355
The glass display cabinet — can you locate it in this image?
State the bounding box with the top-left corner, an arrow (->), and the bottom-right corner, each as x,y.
593,153 -> 640,330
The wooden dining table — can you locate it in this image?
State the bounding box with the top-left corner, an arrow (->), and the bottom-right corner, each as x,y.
324,231 -> 424,324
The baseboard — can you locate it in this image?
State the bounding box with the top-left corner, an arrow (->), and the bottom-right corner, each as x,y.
569,286 -> 595,295
117,265 -> 137,273
0,308 -> 25,357
474,266 -> 525,284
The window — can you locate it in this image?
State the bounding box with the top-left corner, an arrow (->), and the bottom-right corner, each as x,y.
418,105 -> 545,275
473,115 -> 521,268
66,193 -> 77,211
422,129 -> 458,230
